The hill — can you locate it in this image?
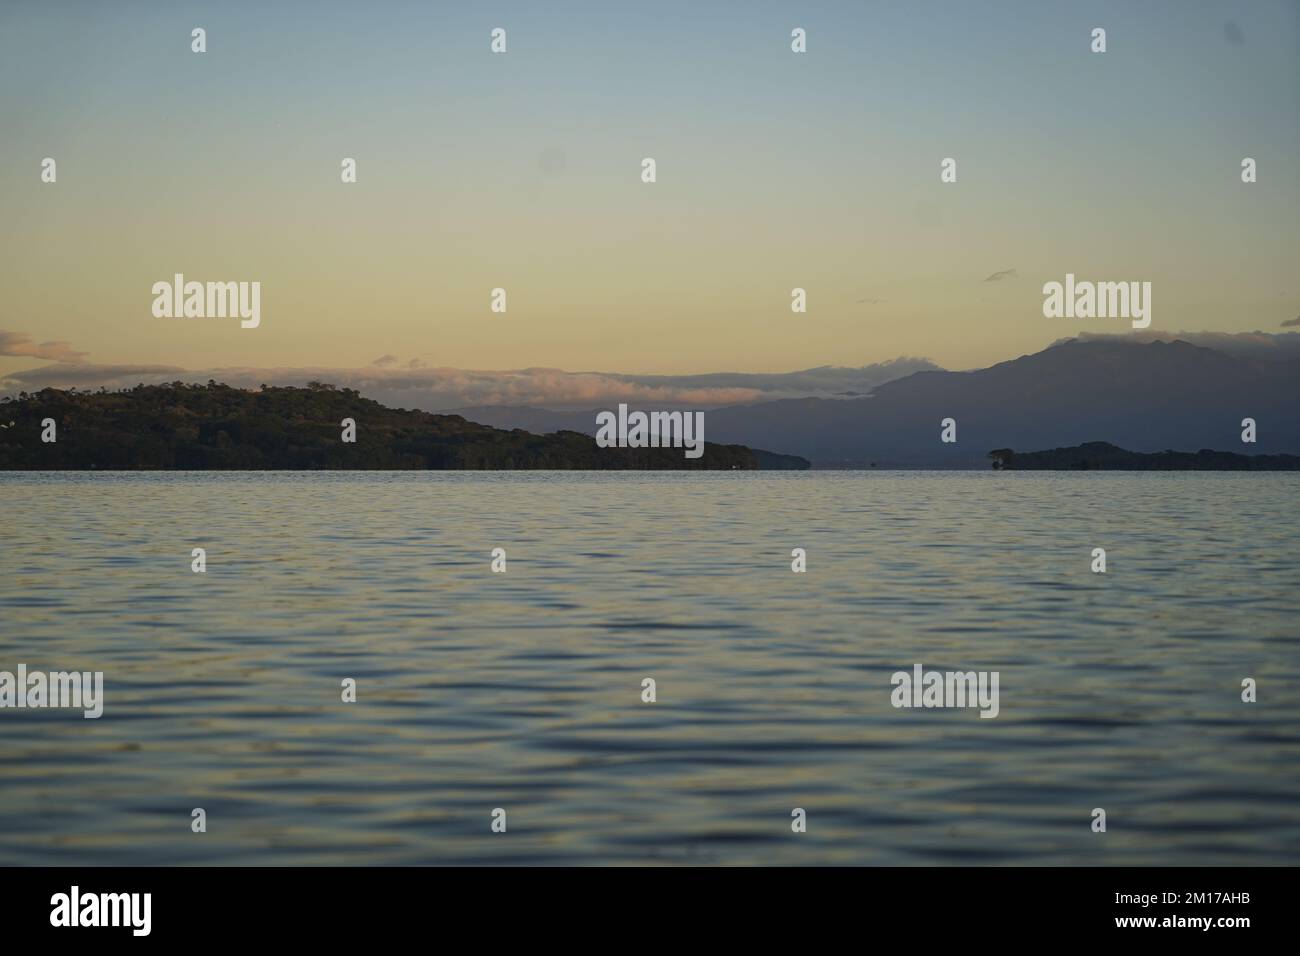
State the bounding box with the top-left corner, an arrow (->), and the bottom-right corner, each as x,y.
0,382 -> 810,470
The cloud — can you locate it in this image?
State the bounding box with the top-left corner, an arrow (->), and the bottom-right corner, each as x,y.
370,354 -> 399,367
1281,316 -> 1300,328
1050,330 -> 1300,361
0,358 -> 943,410
0,329 -> 87,363
606,359 -> 942,402
0,362 -> 185,397
0,363 -> 762,409
1223,20 -> 1245,45
983,268 -> 1018,283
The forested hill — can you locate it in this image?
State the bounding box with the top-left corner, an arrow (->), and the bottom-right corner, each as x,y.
0,382 -> 809,470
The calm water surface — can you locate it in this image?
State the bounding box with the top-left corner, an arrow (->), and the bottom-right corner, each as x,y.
1,472 -> 1297,865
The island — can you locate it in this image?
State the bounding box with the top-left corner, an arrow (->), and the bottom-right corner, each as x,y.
989,442 -> 1300,471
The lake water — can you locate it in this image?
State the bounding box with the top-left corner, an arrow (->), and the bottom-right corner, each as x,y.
1,471 -> 1297,865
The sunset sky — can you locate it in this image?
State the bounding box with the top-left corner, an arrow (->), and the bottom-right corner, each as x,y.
2,0 -> 1297,389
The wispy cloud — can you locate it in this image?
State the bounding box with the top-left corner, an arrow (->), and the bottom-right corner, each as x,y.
1281,316 -> 1300,328
0,358 -> 941,410
983,268 -> 1018,283
1,363 -> 764,410
0,329 -> 87,363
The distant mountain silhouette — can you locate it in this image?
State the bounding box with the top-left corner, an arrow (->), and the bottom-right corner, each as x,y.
601,359 -> 945,401
989,441 -> 1300,470
0,383 -> 810,470
453,340 -> 1300,467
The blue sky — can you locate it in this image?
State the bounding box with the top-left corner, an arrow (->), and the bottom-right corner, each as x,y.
1,0 -> 1296,380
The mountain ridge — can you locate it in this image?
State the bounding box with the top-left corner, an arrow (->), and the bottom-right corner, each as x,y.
450,340 -> 1300,467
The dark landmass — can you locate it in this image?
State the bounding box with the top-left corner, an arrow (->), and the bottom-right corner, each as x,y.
0,383 -> 810,470
989,441 -> 1300,470
454,340 -> 1300,467
749,448 -> 812,470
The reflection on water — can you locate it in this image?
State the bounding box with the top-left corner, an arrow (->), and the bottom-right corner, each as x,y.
1,471 -> 1297,865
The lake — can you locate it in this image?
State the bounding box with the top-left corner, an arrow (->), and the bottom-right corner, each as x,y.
1,471 -> 1297,865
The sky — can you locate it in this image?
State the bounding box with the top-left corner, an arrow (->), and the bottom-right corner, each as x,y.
1,0 -> 1298,396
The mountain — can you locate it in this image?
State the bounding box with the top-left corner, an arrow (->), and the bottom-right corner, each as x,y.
0,383 -> 809,470
990,441 -> 1300,470
452,340 -> 1300,467
598,359 -> 945,401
